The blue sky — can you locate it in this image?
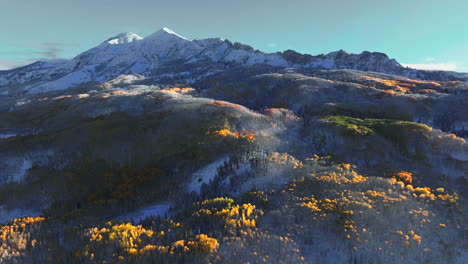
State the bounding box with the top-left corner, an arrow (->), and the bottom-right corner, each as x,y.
1,0 -> 467,72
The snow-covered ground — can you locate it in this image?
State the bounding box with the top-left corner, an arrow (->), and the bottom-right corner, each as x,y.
0,206 -> 41,224
12,159 -> 32,182
1,150 -> 56,184
219,162 -> 252,190
0,159 -> 33,184
451,152 -> 468,161
236,163 -> 294,194
116,202 -> 173,223
0,133 -> 16,139
105,32 -> 143,45
187,157 -> 229,194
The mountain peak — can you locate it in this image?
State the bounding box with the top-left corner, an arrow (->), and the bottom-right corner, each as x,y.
104,32 -> 143,45
145,27 -> 190,41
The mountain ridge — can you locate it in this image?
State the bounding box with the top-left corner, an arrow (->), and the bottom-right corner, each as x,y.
0,27 -> 465,95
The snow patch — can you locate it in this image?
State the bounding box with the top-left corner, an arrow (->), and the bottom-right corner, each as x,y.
160,27 -> 189,41
30,69 -> 92,93
105,32 -> 143,45
145,27 -> 190,42
0,133 -> 16,139
234,163 -> 251,175
236,163 -> 293,194
187,157 -> 229,194
219,162 -> 252,189
12,159 -> 32,182
107,74 -> 145,86
116,202 -> 172,223
0,206 -> 40,224
450,152 -> 468,162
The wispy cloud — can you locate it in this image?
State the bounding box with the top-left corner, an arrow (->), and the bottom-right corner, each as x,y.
401,56 -> 467,72
267,43 -> 277,48
402,57 -> 460,71
0,59 -> 35,71
12,42 -> 77,60
402,62 -> 458,71
0,42 -> 77,70
424,57 -> 435,62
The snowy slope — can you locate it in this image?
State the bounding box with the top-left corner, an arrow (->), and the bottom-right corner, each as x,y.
188,157 -> 230,194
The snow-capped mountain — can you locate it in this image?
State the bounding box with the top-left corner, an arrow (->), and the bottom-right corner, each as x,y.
104,32 -> 143,45
0,27 -> 464,94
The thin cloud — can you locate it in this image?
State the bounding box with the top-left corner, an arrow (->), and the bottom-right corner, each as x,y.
0,59 -> 35,70
267,43 -> 278,48
32,47 -> 64,60
12,42 -> 74,60
0,42 -> 77,70
3,42 -> 77,60
402,62 -> 458,71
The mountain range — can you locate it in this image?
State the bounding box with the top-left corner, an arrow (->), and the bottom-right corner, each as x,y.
1,27 -> 466,95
